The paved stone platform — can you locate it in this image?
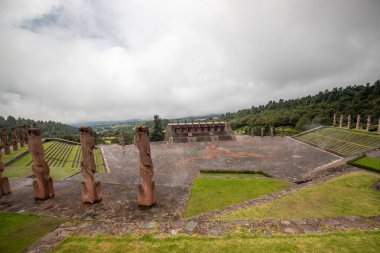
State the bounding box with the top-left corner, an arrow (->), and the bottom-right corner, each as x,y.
0,135 -> 339,222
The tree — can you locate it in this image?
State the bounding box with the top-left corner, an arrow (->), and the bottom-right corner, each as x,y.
150,115 -> 165,142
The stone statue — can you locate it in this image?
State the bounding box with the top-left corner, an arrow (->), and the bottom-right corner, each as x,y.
270,126 -> 274,137
28,128 -> 54,200
11,127 -> 18,151
135,125 -> 156,207
261,127 -> 264,137
1,128 -> 10,155
79,126 -> 102,204
0,139 -> 11,197
347,115 -> 351,129
333,114 -> 337,127
24,125 -> 29,144
281,126 -> 284,137
339,114 -> 343,128
19,126 -> 24,147
366,115 -> 371,131
356,115 -> 361,130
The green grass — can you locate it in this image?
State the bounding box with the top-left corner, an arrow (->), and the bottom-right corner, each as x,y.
220,171 -> 380,220
51,230 -> 380,253
348,155 -> 380,173
295,127 -> 380,156
1,144 -> 30,163
3,141 -> 106,178
184,173 -> 290,218
0,212 -> 67,253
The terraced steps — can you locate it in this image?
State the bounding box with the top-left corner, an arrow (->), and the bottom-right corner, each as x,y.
294,127 -> 380,157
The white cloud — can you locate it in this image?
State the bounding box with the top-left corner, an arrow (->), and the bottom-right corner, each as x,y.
0,0 -> 379,123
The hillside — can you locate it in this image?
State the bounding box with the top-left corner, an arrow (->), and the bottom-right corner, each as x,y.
221,81 -> 380,134
0,116 -> 78,141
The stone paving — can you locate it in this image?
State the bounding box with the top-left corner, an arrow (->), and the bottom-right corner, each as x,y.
0,135 -> 377,253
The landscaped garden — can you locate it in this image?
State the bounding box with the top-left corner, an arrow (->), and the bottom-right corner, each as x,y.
295,127 -> 380,156
348,155 -> 380,173
3,140 -> 105,180
184,171 -> 290,217
219,171 -> 380,220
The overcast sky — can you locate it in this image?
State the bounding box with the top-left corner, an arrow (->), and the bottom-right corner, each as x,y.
0,0 -> 379,123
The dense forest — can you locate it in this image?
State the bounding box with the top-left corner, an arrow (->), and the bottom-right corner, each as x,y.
0,116 -> 79,141
221,80 -> 380,134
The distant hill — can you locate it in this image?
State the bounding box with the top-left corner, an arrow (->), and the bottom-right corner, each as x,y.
0,116 -> 78,141
72,119 -> 144,127
221,80 -> 380,134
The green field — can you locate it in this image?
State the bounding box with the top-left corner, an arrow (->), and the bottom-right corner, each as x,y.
1,144 -> 30,163
219,171 -> 380,220
348,155 -> 380,173
51,231 -> 380,253
184,172 -> 290,217
0,212 -> 67,253
295,127 -> 380,156
4,140 -> 105,180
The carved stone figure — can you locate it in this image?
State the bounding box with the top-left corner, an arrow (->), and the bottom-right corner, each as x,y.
261,127 -> 264,137
135,125 -> 156,207
339,114 -> 343,128
270,126 -> 274,137
347,115 -> 351,129
19,126 -> 24,147
366,115 -> 371,131
1,128 -> 10,155
0,140 -> 11,197
356,115 -> 361,130
28,128 -> 54,200
23,125 -> 29,144
11,127 -> 18,151
333,114 -> 337,127
281,126 -> 284,137
79,126 -> 102,204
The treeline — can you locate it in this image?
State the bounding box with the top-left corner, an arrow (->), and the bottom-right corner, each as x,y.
220,80 -> 380,134
0,116 -> 79,141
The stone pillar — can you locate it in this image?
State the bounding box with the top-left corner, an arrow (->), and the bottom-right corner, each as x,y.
339,114 -> 343,128
135,125 -> 156,207
79,126 -> 102,204
281,126 -> 284,137
251,129 -> 255,137
356,115 -> 361,130
28,128 -> 54,200
11,127 -> 18,151
270,126 -> 274,137
0,140 -> 11,197
366,115 -> 371,131
347,115 -> 351,129
261,127 -> 264,137
333,114 -> 337,127
23,125 -> 28,144
0,128 -> 10,155
19,126 -> 24,147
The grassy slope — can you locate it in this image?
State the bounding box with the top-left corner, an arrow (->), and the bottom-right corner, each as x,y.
220,171 -> 380,220
350,156 -> 380,172
3,142 -> 106,179
0,212 -> 66,253
1,144 -> 29,163
52,231 -> 380,253
184,173 -> 290,218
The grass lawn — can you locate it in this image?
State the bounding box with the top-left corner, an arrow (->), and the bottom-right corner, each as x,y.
183,172 -> 290,218
3,141 -> 105,179
348,155 -> 380,173
0,212 -> 67,253
219,171 -> 380,220
1,144 -> 29,163
51,230 -> 380,253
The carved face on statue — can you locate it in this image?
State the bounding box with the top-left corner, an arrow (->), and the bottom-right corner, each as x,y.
28,128 -> 46,168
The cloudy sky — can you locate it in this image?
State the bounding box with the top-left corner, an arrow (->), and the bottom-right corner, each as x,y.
0,0 -> 379,123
